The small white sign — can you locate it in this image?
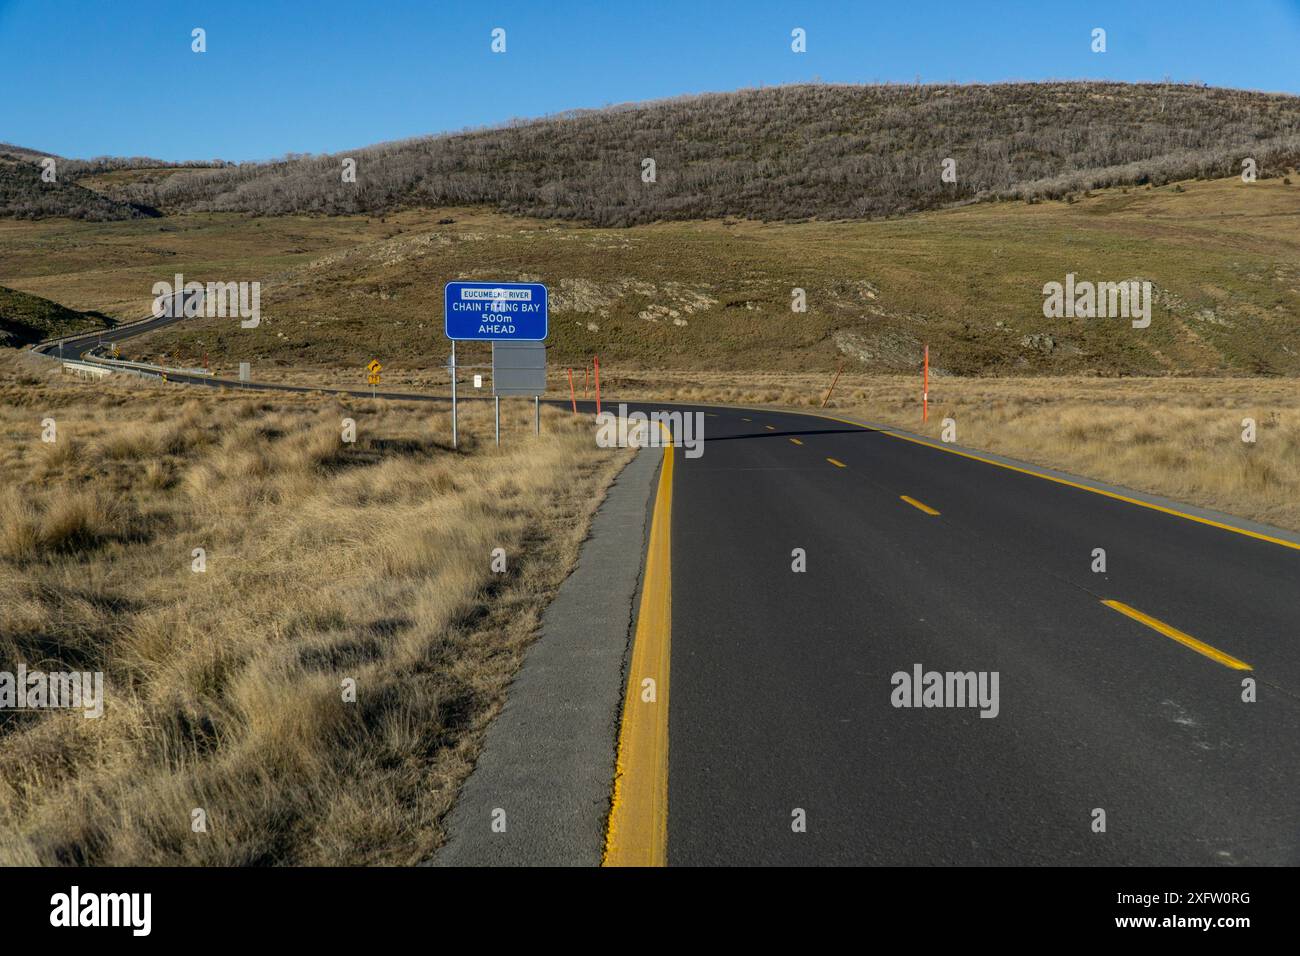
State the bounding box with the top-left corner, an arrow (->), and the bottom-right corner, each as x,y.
474,374 -> 483,388
238,362 -> 250,382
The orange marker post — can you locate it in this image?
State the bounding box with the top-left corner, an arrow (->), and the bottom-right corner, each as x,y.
820,362 -> 843,409
594,355 -> 602,417
922,344 -> 929,423
567,367 -> 578,414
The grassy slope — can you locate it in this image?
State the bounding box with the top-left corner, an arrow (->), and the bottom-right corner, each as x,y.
0,350 -> 631,864
1,172 -> 1296,377
0,213 -> 403,323
75,165 -> 214,194
0,285 -> 109,346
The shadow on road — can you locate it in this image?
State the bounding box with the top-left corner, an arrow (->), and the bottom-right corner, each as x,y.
701,426 -> 874,443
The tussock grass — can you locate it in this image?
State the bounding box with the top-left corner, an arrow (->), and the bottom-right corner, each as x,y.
0,487 -> 122,559
0,350 -> 630,865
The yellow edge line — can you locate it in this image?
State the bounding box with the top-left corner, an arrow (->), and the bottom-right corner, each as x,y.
789,438 -> 803,445
900,495 -> 941,516
603,431 -> 673,867
826,457 -> 846,468
1101,600 -> 1252,671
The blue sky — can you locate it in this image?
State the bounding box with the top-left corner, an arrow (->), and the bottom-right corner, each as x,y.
3,0 -> 1298,162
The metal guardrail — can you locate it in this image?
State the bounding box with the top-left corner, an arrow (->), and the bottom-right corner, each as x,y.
85,353 -> 212,376
61,360 -> 113,379
33,314 -> 166,353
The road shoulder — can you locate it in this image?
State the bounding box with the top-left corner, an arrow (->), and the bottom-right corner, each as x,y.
426,443 -> 661,867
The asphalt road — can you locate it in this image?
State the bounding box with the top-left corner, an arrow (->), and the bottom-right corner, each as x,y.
660,406 -> 1300,865
34,317 -> 1300,865
41,313 -> 184,358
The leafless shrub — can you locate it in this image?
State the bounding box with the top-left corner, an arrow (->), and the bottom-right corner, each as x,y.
107,81 -> 1300,225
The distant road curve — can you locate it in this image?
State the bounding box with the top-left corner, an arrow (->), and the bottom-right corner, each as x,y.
32,300 -> 466,402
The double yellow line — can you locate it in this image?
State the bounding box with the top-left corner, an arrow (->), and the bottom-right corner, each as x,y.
604,435 -> 674,866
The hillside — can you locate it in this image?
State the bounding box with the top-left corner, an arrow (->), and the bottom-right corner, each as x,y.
0,146 -> 227,221
103,81 -> 1300,225
2,170 -> 1295,377
130,175 -> 1300,377
0,152 -> 159,222
0,285 -> 110,347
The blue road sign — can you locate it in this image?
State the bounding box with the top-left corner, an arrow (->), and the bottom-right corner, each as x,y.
444,281 -> 548,341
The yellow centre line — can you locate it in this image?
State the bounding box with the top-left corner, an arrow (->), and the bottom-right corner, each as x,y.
900,495 -> 941,515
826,457 -> 846,468
798,410 -> 1300,554
789,438 -> 803,445
764,425 -> 775,430
566,393 -> 1300,557
1101,600 -> 1252,671
604,430 -> 673,867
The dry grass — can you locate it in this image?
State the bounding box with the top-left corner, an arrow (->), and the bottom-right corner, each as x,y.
615,369 -> 1300,533
0,350 -> 631,865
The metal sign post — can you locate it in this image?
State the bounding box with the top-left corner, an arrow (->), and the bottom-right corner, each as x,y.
491,341 -> 546,446
450,340 -> 458,449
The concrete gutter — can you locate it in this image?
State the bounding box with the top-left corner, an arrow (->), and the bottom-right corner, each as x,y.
426,443 -> 660,866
